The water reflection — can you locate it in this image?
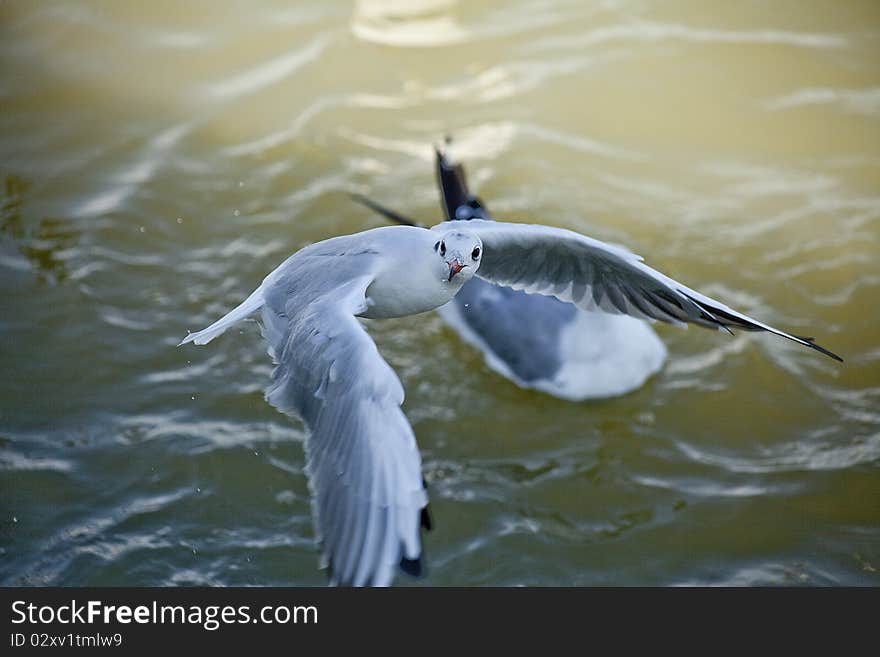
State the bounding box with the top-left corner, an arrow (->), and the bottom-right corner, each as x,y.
1,175 -> 28,239
2,174 -> 78,284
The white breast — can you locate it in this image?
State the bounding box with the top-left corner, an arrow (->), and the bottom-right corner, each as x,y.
359,228 -> 466,319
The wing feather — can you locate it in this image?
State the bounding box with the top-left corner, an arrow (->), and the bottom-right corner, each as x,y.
435,219 -> 841,362
182,235 -> 432,586
259,251 -> 430,586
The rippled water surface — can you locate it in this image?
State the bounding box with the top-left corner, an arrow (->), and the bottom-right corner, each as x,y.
2,1 -> 879,586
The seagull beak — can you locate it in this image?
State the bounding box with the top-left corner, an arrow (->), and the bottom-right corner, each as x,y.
447,258 -> 466,281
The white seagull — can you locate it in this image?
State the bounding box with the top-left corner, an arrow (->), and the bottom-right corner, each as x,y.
353,145 -> 667,400
179,218 -> 841,587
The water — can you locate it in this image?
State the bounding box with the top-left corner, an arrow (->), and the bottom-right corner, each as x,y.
1,0 -> 878,586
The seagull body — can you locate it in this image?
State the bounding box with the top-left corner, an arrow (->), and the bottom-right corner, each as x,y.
355,148 -> 667,400
180,216 -> 840,587
180,225 -> 481,587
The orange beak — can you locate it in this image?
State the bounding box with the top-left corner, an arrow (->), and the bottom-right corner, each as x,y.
447,258 -> 466,281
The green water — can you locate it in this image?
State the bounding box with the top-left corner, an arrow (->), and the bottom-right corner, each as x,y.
1,0 -> 878,586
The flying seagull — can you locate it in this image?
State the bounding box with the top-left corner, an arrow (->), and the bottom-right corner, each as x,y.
352,145 -> 667,400
179,215 -> 841,587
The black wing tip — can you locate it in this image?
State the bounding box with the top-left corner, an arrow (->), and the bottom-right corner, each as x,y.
434,146 -> 456,183
323,487 -> 434,586
401,489 -> 432,579
399,554 -> 425,578
431,145 -> 493,222
349,192 -> 421,227
420,478 -> 433,531
434,141 -> 449,172
681,292 -> 843,363
434,137 -> 473,220
324,555 -> 428,586
794,335 -> 844,363
420,504 -> 433,531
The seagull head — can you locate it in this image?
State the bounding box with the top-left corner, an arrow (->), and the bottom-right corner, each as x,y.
434,230 -> 482,284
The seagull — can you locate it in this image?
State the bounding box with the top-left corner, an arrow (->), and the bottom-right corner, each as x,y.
352,146 -> 667,400
179,214 -> 841,587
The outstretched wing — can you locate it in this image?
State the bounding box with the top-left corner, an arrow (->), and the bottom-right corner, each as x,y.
259,250 -> 430,586
434,219 -> 841,361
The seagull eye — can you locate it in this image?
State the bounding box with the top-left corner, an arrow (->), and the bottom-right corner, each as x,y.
472,246 -> 481,260
439,241 -> 446,256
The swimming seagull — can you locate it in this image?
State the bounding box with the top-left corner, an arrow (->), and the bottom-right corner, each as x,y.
353,145 -> 668,400
179,216 -> 841,587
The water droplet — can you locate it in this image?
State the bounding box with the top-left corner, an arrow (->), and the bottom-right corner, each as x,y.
176,217 -> 183,224
138,226 -> 146,233
191,395 -> 195,400
12,516 -> 17,523
196,487 -> 201,493
233,209 -> 240,217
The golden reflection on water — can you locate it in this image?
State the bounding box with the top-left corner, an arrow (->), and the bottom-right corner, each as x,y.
0,0 -> 878,585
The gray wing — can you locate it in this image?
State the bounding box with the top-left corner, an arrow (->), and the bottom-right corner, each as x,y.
261,252 -> 429,586
434,219 -> 841,361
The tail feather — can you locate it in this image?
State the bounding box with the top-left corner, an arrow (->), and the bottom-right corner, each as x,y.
178,285 -> 265,346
